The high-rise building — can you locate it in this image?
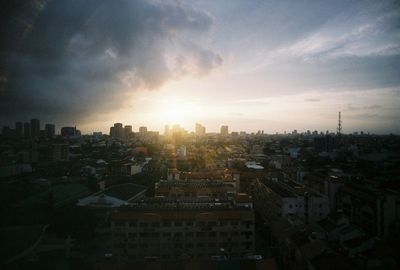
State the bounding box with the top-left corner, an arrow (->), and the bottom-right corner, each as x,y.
109,126 -> 115,137
139,126 -> 147,135
220,125 -> 229,135
113,123 -> 124,139
195,123 -> 206,136
124,125 -> 132,139
61,126 -> 76,137
45,124 -> 55,138
23,122 -> 31,138
15,122 -> 23,138
30,119 -> 40,137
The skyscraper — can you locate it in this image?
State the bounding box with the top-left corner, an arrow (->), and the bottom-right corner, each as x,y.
24,122 -> 31,138
30,118 -> 40,137
15,122 -> 23,138
124,125 -> 132,138
45,123 -> 55,138
114,123 -> 124,139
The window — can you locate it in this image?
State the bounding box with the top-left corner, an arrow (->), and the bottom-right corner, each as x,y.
139,222 -> 147,227
175,221 -> 182,227
152,222 -> 160,227
129,221 -> 136,227
162,221 -> 171,227
208,221 -> 217,227
186,220 -> 194,226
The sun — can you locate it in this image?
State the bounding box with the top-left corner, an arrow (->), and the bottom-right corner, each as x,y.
157,98 -> 198,126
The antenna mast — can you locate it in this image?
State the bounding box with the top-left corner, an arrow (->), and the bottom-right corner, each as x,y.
337,112 -> 342,135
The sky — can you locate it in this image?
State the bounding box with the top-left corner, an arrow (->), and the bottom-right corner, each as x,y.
0,0 -> 399,134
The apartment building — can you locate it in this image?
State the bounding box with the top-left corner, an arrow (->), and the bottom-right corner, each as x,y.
111,196 -> 255,261
249,179 -> 330,224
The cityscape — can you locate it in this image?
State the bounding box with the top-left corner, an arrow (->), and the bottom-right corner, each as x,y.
1,1 -> 400,270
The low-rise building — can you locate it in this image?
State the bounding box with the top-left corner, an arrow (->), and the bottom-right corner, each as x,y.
111,196 -> 255,261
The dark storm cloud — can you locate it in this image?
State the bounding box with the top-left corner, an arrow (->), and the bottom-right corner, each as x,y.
0,0 -> 221,124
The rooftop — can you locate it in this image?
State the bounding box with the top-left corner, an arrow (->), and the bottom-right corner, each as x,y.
101,183 -> 147,201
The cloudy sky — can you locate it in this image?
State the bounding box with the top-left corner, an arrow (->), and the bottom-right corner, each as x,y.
1,0 -> 399,134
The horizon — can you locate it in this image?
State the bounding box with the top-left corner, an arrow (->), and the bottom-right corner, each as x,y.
1,0 -> 400,134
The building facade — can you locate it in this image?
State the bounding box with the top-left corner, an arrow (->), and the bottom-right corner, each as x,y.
111,197 -> 255,261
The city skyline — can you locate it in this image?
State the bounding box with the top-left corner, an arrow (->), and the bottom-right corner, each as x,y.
1,0 -> 400,134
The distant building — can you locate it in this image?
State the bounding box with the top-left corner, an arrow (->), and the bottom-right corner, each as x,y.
111,196 -> 255,260
45,123 -> 55,138
113,123 -> 124,139
177,145 -> 187,157
124,125 -> 132,138
195,123 -> 206,136
220,125 -> 229,135
139,126 -> 147,135
164,125 -> 170,137
61,126 -> 77,137
30,118 -> 40,137
24,122 -> 31,138
15,122 -> 23,138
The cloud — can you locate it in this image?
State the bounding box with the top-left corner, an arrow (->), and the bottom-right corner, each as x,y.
276,5 -> 400,62
304,98 -> 320,102
0,0 -> 221,124
345,104 -> 383,112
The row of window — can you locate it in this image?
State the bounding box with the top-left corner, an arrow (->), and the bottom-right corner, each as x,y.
114,230 -> 253,239
116,251 -> 249,259
115,241 -> 253,249
114,220 -> 253,228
